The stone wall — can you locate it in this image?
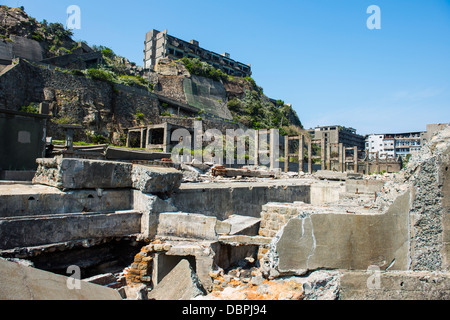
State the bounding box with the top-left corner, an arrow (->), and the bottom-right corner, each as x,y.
0,59 -> 161,141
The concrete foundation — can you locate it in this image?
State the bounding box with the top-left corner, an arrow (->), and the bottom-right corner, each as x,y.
171,179 -> 311,220
0,210 -> 142,249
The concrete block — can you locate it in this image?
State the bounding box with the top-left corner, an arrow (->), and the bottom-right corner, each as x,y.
0,258 -> 122,300
157,212 -> 219,240
223,214 -> 261,236
33,158 -> 132,190
147,259 -> 206,300
0,210 -> 142,249
133,190 -> 177,240
0,184 -> 131,218
266,190 -> 412,276
131,165 -> 182,194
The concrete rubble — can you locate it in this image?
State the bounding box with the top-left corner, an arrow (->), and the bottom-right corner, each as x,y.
0,125 -> 449,300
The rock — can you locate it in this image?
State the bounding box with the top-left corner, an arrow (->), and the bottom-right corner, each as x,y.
123,284 -> 148,300
131,165 -> 182,195
0,258 -> 122,300
147,259 -> 206,300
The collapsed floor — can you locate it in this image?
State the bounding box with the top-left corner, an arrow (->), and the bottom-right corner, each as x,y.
0,126 -> 450,300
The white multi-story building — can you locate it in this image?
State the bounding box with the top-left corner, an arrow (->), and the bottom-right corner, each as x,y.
365,131 -> 426,160
366,134 -> 386,159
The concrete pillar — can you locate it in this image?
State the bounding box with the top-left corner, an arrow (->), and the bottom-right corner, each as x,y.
366,153 -> 370,175
284,135 -> 289,173
299,135 -> 304,174
65,128 -> 74,153
269,129 -> 278,171
339,143 -> 343,172
308,142 -> 312,174
376,152 -> 380,174
126,130 -> 130,148
140,128 -> 144,149
321,138 -> 326,170
353,146 -> 358,173
163,123 -> 170,153
146,127 -> 152,149
254,130 -> 259,166
326,142 -> 331,170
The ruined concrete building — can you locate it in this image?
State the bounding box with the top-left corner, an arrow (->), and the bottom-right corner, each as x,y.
144,29 -> 252,77
0,125 -> 449,300
308,125 -> 366,150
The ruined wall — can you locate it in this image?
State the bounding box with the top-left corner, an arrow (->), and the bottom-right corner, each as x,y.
0,59 -> 161,141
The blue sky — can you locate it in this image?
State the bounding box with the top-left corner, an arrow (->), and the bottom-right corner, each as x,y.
3,0 -> 450,135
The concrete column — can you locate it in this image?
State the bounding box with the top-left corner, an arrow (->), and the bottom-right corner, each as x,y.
339,143 -> 343,172
163,123 -> 170,153
254,130 -> 259,166
146,127 -> 152,149
140,128 -> 144,149
65,128 -> 74,153
269,129 -> 278,171
366,153 -> 370,175
375,151 -> 380,174
353,146 -> 358,173
299,135 -> 304,174
326,142 -> 331,170
321,138 -> 326,170
284,135 -> 289,173
308,142 -> 312,174
126,131 -> 130,148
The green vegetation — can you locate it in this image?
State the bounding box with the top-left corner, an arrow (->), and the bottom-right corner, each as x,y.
228,88 -> 302,132
51,116 -> 77,125
179,57 -> 229,82
19,102 -> 39,113
160,111 -> 172,117
135,109 -> 145,121
87,68 -> 114,82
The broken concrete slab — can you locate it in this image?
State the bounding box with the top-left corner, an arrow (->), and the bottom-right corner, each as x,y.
211,166 -> 278,178
0,258 -> 122,300
147,259 -> 206,300
156,212 -> 230,240
131,164 -> 182,194
262,189 -> 412,277
82,273 -> 117,286
33,157 -> 133,190
314,170 -> 363,181
0,210 -> 142,249
0,184 -> 132,217
105,146 -> 171,161
133,190 -> 178,240
218,235 -> 272,246
339,271 -> 450,300
223,214 -> 261,236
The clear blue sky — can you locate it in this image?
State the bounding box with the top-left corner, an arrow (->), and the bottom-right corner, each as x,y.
4,0 -> 450,135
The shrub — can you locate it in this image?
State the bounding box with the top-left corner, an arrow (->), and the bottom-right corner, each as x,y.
135,109 -> 145,121
19,102 -> 39,114
87,68 -> 114,82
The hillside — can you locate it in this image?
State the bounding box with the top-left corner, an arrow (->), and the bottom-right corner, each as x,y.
0,5 -> 303,143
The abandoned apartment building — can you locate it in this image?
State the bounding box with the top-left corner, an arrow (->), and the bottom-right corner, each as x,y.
1,103 -> 450,300
144,29 -> 252,78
